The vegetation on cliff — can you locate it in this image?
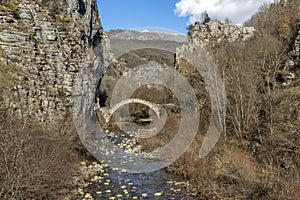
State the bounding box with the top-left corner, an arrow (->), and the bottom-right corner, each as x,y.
167,1 -> 300,199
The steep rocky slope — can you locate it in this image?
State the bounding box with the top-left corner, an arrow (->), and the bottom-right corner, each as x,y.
283,26 -> 300,85
175,20 -> 257,103
169,16 -> 300,199
185,20 -> 256,47
0,0 -> 110,120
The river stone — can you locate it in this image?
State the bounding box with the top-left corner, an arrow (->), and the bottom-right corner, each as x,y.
154,192 -> 163,196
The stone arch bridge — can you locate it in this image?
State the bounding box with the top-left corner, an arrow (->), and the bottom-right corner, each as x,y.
96,98 -> 168,124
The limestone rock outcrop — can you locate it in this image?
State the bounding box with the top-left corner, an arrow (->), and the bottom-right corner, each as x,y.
185,20 -> 256,48
0,0 -> 111,120
285,26 -> 300,70
279,25 -> 300,86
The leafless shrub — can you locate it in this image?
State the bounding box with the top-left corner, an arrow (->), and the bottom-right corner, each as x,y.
0,110 -> 80,199
167,5 -> 300,198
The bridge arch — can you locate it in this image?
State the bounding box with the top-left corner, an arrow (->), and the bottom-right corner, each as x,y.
98,98 -> 162,123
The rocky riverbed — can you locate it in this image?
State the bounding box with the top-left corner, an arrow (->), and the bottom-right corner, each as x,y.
70,161 -> 197,200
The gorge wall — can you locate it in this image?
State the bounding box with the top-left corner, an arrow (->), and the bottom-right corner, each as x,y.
1,0 -> 299,122
0,0 -> 110,120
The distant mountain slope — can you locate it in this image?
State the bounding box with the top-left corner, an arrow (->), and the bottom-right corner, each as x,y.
107,29 -> 186,57
99,29 -> 184,108
107,29 -> 186,42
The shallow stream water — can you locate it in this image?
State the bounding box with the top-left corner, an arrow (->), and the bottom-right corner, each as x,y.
80,130 -> 197,199
88,167 -> 196,199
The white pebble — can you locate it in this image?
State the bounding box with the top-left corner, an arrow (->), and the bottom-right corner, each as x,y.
84,193 -> 92,199
154,192 -> 163,196
78,189 -> 84,195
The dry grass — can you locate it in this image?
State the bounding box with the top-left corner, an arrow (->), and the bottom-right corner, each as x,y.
0,109 -> 82,199
168,135 -> 297,199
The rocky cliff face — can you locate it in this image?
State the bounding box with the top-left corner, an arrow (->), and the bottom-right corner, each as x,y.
175,20 -> 257,93
280,25 -> 300,86
185,20 -> 256,48
0,0 -> 110,120
178,20 -> 300,87
285,26 -> 300,70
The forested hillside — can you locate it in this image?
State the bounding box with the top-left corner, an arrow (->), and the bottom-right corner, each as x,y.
168,1 -> 300,199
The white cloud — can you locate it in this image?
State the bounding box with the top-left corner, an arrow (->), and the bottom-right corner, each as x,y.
175,0 -> 275,25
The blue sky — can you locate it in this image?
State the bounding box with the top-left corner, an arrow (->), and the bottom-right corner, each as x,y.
97,0 -> 274,34
97,0 -> 189,34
